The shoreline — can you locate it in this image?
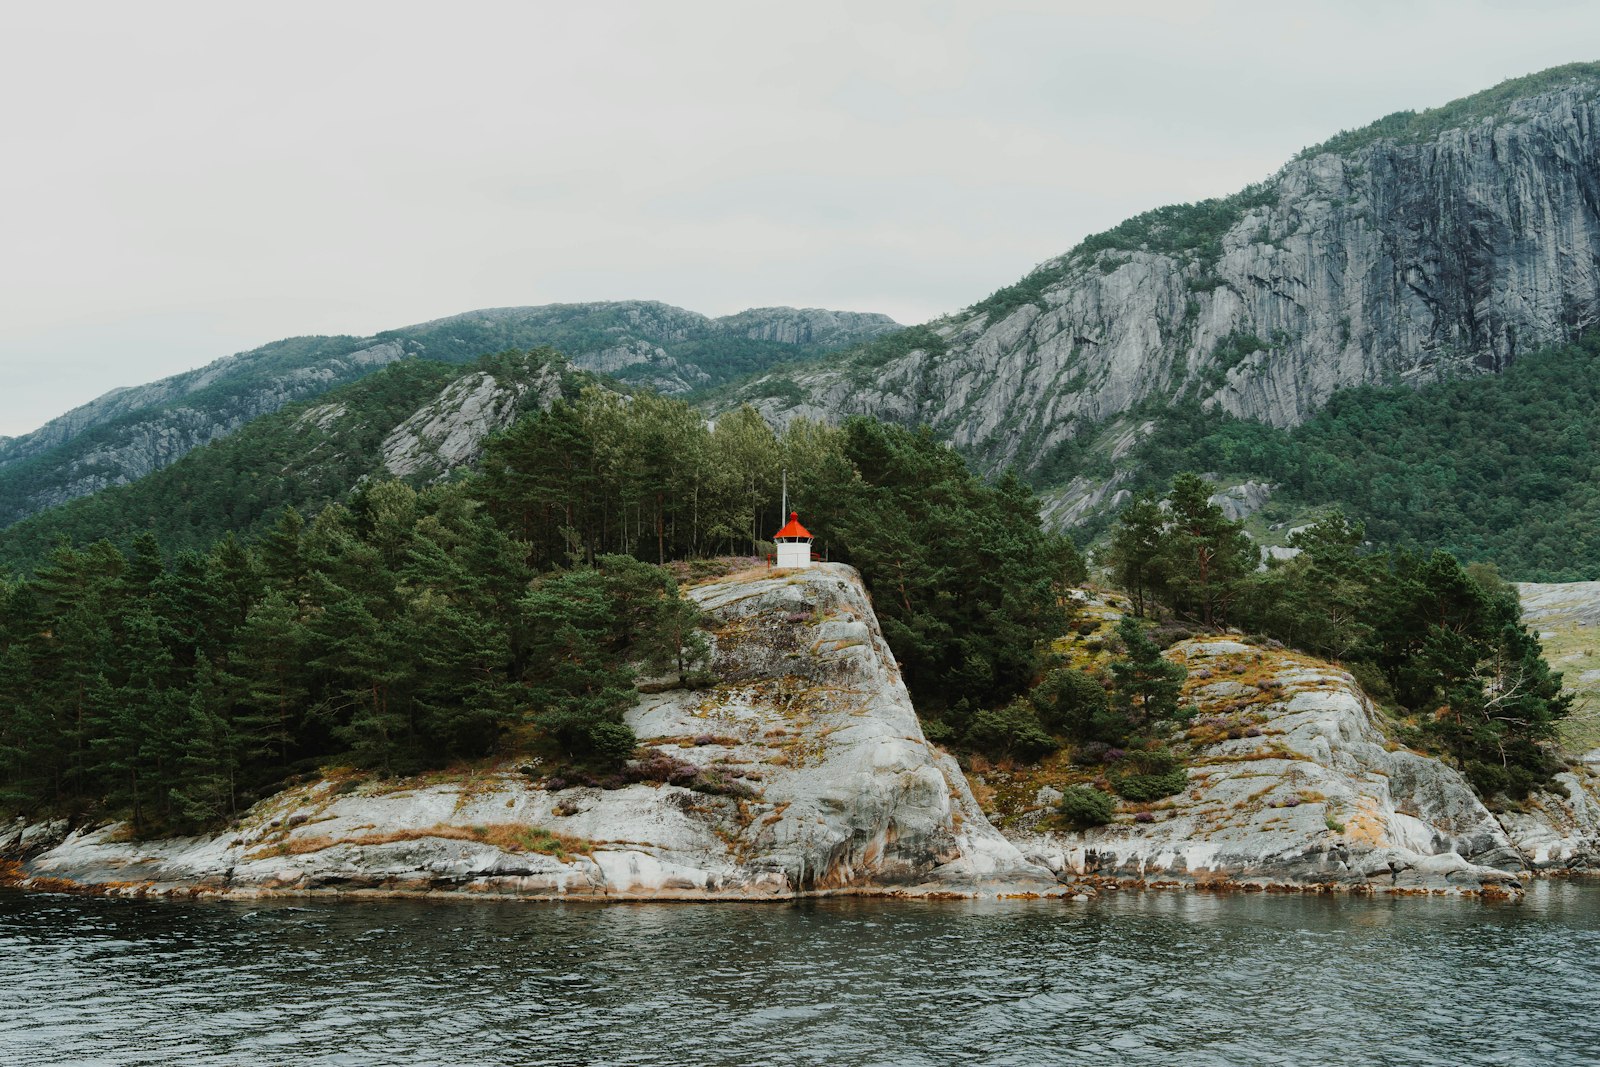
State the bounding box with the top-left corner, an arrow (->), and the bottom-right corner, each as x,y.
11,856 -> 1584,904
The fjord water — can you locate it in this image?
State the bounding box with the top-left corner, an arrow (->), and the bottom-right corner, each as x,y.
3,886 -> 1598,1066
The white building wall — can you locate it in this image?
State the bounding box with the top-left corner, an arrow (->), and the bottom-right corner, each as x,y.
776,541 -> 811,569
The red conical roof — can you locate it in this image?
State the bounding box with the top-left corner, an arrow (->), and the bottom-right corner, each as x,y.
774,511 -> 813,540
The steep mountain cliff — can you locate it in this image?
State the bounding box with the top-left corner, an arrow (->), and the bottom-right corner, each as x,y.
726,64 -> 1600,489
0,302 -> 897,527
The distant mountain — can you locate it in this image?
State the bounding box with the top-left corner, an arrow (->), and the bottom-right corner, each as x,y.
0,349 -> 583,566
0,302 -> 898,527
720,64 -> 1600,528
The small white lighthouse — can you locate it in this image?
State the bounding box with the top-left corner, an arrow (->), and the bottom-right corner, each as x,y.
774,511 -> 814,569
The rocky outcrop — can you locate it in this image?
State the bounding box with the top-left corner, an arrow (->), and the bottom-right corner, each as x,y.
381,362 -> 567,481
1003,636 -> 1534,896
731,71 -> 1600,487
6,565 -> 1050,900
0,302 -> 898,529
714,308 -> 901,347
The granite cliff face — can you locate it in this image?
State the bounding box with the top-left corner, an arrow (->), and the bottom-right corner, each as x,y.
730,69 -> 1600,488
7,569 -> 1597,902
989,597 -> 1600,896
4,565 -> 1050,900
379,361 -> 568,482
0,302 -> 897,528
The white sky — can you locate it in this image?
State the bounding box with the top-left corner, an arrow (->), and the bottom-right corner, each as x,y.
1,0 -> 1596,437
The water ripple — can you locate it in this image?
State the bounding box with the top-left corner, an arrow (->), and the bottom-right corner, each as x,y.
2,886 -> 1599,1065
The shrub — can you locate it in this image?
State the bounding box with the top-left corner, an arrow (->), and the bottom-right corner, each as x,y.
1057,786 -> 1114,829
1111,749 -> 1188,800
965,702 -> 1059,761
1113,770 -> 1189,802
585,721 -> 640,770
1030,667 -> 1111,736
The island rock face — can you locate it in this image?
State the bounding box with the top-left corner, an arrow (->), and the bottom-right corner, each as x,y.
1007,638 -> 1528,895
5,564 -> 1052,900
996,602 -> 1600,895
7,573 -> 1598,901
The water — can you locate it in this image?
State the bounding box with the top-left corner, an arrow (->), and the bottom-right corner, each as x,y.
3,884 -> 1599,1067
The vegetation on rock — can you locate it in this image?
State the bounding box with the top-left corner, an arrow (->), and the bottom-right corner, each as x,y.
1104,477 -> 1571,798
1114,329 -> 1600,581
0,377 -> 1080,832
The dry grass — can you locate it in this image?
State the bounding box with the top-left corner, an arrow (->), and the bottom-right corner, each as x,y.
1531,620 -> 1600,751
248,823 -> 594,863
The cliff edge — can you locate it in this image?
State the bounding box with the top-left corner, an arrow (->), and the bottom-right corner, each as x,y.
3,564 -> 1054,900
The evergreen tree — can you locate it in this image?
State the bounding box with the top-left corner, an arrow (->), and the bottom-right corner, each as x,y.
1108,616 -> 1187,730
1105,491 -> 1165,618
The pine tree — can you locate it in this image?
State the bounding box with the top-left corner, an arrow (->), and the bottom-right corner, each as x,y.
1109,616 -> 1187,730
1106,491 -> 1165,618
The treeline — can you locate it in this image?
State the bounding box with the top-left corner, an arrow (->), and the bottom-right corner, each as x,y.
1123,330 -> 1600,580
0,385 -> 1082,829
0,482 -> 710,831
1105,474 -> 1570,797
478,394 -> 1084,712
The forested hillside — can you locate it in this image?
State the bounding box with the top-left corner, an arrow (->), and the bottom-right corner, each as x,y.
0,301 -> 898,527
1110,330 -> 1600,580
0,389 -> 1077,833
0,350 -> 579,567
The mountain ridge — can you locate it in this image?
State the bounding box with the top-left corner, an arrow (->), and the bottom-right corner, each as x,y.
0,301 -> 898,527
720,64 -> 1600,510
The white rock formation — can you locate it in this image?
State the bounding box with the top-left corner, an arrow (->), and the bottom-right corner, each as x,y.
1007,638 -> 1536,895
7,565 -> 1051,900
382,362 -> 565,481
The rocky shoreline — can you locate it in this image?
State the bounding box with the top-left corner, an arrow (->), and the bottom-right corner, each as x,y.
5,565 -> 1597,903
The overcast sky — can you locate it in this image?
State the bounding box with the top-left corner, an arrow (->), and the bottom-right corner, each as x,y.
2,0 -> 1597,437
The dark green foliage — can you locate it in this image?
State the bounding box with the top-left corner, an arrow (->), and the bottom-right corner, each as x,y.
1112,768 -> 1189,802
477,396 -> 1081,717
1300,63 -> 1600,159
1110,747 -> 1187,801
1056,785 -> 1114,828
1029,668 -> 1110,737
0,352 -> 570,568
964,703 -> 1058,761
1155,475 -> 1256,628
1123,330 -> 1600,581
0,479 -> 710,826
805,418 -> 1084,712
1109,616 -> 1188,727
